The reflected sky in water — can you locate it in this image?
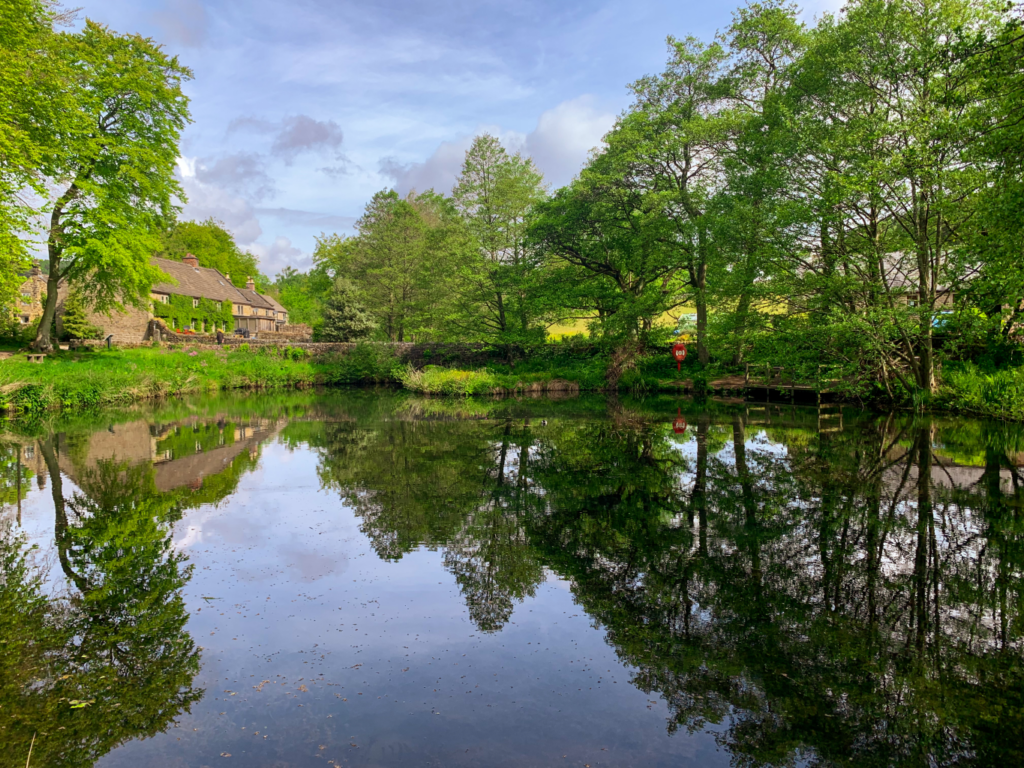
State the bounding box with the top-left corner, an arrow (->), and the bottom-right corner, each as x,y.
1,392 -> 1022,768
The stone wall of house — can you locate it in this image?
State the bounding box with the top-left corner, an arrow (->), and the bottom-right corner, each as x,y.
14,271 -> 47,326
55,283 -> 151,344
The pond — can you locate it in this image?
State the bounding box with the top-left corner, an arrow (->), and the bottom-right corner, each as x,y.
1,391 -> 1022,768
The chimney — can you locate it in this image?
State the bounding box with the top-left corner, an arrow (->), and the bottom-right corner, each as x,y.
182,253 -> 199,268
245,276 -> 256,291
29,261 -> 41,277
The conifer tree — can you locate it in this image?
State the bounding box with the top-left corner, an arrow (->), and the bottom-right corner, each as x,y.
60,291 -> 101,340
320,279 -> 376,342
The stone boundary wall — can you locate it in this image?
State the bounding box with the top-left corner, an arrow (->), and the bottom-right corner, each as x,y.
74,339 -> 616,369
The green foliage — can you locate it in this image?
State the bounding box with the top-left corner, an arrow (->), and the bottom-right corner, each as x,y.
450,134 -> 548,343
272,265 -> 330,331
938,363 -> 1024,421
60,291 -> 102,340
157,218 -> 268,290
152,292 -> 233,333
314,190 -> 476,342
29,20 -> 193,351
320,278 -> 376,342
0,0 -> 65,304
319,343 -> 403,385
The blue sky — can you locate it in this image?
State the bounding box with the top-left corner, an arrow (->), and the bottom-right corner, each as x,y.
81,0 -> 841,276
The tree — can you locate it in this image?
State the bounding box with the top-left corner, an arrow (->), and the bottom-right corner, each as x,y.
272,265 -> 331,330
158,218 -> 267,289
528,153 -> 686,343
320,278 -> 376,342
450,134 -> 547,343
60,290 -> 102,340
315,190 -> 474,342
31,20 -> 192,351
0,0 -> 73,309
764,0 -> 999,393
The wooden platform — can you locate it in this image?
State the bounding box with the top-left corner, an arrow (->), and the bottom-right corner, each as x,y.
659,368 -> 839,402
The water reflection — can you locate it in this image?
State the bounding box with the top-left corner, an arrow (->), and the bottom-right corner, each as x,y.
0,404 -> 291,767
0,394 -> 1022,767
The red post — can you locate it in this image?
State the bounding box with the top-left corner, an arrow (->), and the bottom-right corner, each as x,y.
671,343 -> 687,373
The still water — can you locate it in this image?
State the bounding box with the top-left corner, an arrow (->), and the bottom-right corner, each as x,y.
1,391 -> 1022,768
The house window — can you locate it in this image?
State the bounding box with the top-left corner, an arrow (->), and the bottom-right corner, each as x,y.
159,294 -> 169,304
21,293 -> 30,300
216,302 -> 222,310
192,298 -> 200,308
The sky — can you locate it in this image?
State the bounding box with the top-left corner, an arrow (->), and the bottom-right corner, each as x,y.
78,0 -> 844,277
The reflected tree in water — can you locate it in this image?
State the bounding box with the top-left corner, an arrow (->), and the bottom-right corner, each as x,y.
317,415 -> 545,631
526,409 -> 1024,767
0,438 -> 203,767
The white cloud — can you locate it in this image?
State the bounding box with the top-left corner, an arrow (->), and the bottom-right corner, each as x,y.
246,236 -> 312,277
378,95 -> 616,195
379,135 -> 476,196
524,95 -> 615,188
151,0 -> 208,48
176,157 -> 263,245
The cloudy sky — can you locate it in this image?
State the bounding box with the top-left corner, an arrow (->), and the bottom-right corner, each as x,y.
82,0 -> 842,276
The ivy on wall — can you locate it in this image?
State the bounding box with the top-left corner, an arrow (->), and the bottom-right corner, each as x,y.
152,294 -> 234,332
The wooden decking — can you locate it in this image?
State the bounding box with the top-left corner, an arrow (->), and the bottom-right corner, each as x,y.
661,364 -> 843,403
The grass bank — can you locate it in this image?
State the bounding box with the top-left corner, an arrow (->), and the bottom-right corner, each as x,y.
0,342 -> 688,415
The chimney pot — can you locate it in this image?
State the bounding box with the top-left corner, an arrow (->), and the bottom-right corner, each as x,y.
182,253 -> 199,268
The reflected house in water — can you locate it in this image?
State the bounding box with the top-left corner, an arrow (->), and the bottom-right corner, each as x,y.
0,412 -> 287,530
55,415 -> 286,494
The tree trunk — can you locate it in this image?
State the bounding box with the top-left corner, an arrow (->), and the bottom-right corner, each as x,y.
33,182 -> 81,352
695,289 -> 709,365
32,270 -> 61,352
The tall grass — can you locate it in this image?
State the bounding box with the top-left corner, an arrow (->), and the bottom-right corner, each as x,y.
939,363 -> 1024,421
398,364 -> 582,397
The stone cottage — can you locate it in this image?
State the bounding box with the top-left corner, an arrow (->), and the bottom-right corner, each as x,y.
56,253 -> 297,343
12,264 -> 47,327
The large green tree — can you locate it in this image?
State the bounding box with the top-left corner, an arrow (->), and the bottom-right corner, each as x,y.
0,0 -> 72,310
450,135 -> 548,343
315,190 -> 474,342
31,20 -> 192,351
158,218 -> 267,289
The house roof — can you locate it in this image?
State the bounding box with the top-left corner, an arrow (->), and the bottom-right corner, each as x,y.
238,288 -> 274,310
263,293 -> 287,313
151,257 -> 249,303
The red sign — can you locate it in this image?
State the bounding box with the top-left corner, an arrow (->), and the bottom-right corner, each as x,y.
671,343 -> 687,371
673,409 -> 687,434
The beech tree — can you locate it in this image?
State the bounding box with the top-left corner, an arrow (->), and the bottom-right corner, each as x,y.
32,21 -> 192,351
0,0 -> 72,307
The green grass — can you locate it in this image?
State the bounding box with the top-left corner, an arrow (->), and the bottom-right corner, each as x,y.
0,341 -> 709,416
0,344 -> 323,414
938,363 -> 1024,421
